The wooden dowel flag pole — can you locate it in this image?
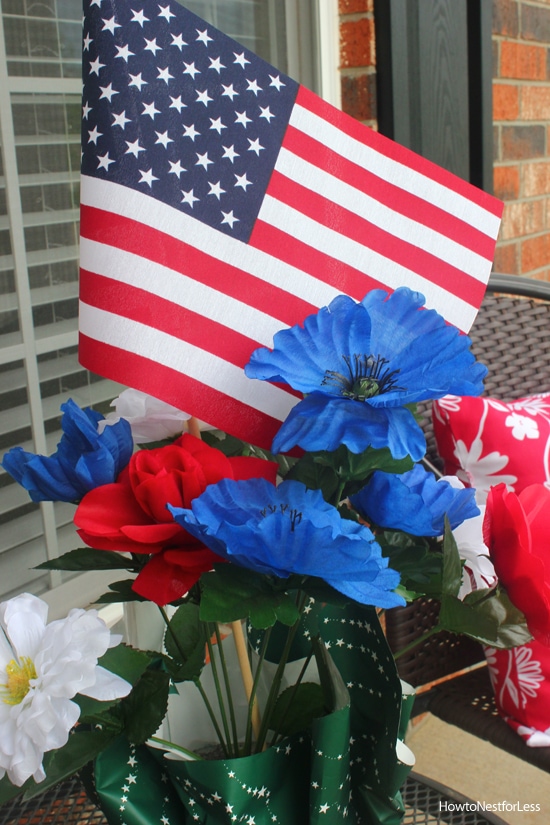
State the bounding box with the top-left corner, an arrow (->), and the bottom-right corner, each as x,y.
186,417 -> 201,439
231,620 -> 262,744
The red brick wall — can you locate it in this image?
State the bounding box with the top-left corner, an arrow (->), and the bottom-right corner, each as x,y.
493,0 -> 550,281
338,0 -> 550,283
339,0 -> 377,129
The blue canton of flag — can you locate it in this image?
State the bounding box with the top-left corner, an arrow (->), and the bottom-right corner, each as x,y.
82,1 -> 297,242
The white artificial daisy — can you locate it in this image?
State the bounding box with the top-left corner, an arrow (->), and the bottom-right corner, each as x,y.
445,477 -> 497,598
0,593 -> 131,786
98,388 -> 191,443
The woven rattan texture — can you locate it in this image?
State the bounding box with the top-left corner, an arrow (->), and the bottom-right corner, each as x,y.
421,291 -> 550,470
385,598 -> 483,686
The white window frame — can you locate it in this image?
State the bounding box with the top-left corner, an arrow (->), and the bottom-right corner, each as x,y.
0,0 -> 339,618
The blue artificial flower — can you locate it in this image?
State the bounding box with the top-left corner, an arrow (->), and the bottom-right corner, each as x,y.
350,464 -> 480,537
169,478 -> 405,609
245,288 -> 487,460
2,398 -> 133,503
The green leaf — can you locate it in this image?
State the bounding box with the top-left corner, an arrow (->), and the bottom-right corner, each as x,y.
311,634 -> 350,713
439,583 -> 532,647
76,644 -> 157,725
74,693 -> 121,722
439,593 -> 498,642
23,729 -> 120,800
200,565 -> 300,629
287,444 -> 415,501
94,579 -> 147,603
316,444 -> 414,480
163,603 -> 207,682
121,669 -> 171,744
201,430 -> 297,475
137,437 -> 178,449
35,547 -> 139,572
201,429 -> 254,456
270,682 -> 326,737
285,455 -> 340,501
463,587 -> 533,648
441,519 -> 463,598
99,643 -> 157,685
0,776 -> 27,807
301,577 -> 351,610
378,532 -> 442,596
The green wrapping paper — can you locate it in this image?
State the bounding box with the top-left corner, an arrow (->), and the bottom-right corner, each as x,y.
93,708 -> 354,824
248,602 -> 416,823
163,706 -> 354,824
92,736 -> 184,825
92,603 -> 415,824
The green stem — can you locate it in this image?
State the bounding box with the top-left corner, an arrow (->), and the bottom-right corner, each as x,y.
254,592 -> 309,752
159,605 -> 185,660
394,624 -> 442,659
148,736 -> 204,761
194,678 -> 229,758
214,623 -> 239,754
206,625 -> 233,756
333,480 -> 347,508
269,648 -> 314,747
157,606 -> 228,756
244,626 -> 272,754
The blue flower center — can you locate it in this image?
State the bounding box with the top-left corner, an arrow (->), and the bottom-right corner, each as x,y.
260,503 -> 303,531
322,354 -> 404,401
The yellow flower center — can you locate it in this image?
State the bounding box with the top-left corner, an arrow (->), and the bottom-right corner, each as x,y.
1,657 -> 37,705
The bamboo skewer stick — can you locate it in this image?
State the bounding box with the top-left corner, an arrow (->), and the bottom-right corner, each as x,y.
187,416 -> 201,438
231,620 -> 262,743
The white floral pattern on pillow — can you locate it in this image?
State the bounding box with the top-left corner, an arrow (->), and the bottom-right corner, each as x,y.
433,393 -> 550,503
434,393 -> 550,748
504,412 -> 539,440
485,642 -> 550,747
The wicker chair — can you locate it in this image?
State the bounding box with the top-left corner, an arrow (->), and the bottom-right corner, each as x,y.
384,273 -> 550,773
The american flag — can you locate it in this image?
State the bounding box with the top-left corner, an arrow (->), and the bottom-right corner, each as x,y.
79,0 -> 503,449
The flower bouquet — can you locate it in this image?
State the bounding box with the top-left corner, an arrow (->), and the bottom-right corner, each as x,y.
0,288 -> 532,824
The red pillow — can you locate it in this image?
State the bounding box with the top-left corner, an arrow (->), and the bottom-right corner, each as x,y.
435,394 -> 550,747
432,394 -> 550,503
485,641 -> 550,747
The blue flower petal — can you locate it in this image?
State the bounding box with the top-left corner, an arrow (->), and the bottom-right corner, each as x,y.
329,569 -> 404,609
246,287 -> 486,456
170,478 -> 404,609
245,296 -> 365,394
350,464 -> 480,536
272,393 -> 426,459
1,399 -> 133,503
2,447 -> 80,502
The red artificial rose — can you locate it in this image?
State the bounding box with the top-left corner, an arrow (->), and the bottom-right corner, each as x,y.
74,434 -> 278,605
484,483 -> 550,646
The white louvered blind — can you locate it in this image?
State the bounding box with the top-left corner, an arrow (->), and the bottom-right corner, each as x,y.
0,0 -> 320,616
0,0 -> 126,613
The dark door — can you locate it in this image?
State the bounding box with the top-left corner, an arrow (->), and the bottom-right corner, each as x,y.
374,0 -> 493,193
